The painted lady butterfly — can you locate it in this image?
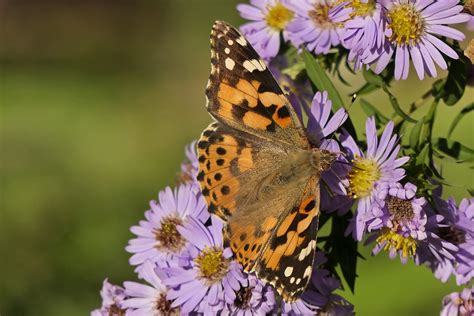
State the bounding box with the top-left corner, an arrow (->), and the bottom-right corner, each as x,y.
197,21 -> 337,302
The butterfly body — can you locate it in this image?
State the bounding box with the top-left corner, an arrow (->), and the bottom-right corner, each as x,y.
197,21 -> 336,302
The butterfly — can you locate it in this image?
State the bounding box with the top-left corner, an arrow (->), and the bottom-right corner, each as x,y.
196,21 -> 337,302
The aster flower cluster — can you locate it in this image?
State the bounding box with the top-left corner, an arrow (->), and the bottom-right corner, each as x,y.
92,1 -> 472,314
92,152 -> 356,314
238,0 -> 471,80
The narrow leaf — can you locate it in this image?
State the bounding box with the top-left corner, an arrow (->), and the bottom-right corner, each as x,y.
362,68 -> 384,87
448,102 -> 474,138
443,55 -> 469,106
434,138 -> 474,162
384,88 -> 417,123
353,82 -> 379,96
302,49 -> 345,109
410,119 -> 424,149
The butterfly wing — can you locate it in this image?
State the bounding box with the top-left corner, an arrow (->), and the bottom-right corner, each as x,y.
198,20 -> 321,302
205,20 -> 308,150
197,122 -> 321,301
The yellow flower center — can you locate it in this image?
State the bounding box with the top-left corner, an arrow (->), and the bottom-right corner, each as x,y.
376,228 -> 417,258
265,3 -> 294,31
195,247 -> 230,283
309,3 -> 332,28
350,0 -> 376,18
348,157 -> 380,198
387,3 -> 425,45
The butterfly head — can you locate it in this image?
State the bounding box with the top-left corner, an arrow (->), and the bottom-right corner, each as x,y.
311,148 -> 338,174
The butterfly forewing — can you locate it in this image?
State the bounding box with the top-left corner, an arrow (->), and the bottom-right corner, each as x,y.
198,20 -> 324,302
206,20 -> 308,150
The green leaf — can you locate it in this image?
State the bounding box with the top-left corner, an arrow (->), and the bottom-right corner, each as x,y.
386,91 -> 417,123
434,138 -> 474,162
409,118 -> 424,149
359,98 -> 389,125
443,55 -> 469,106
448,102 -> 474,138
415,144 -> 430,166
362,68 -> 385,87
302,49 -> 345,109
352,82 -> 379,96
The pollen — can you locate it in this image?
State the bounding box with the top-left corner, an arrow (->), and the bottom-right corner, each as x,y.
348,156 -> 380,198
350,0 -> 376,18
376,228 -> 417,258
387,3 -> 425,46
195,247 -> 230,284
265,3 -> 294,31
154,216 -> 185,254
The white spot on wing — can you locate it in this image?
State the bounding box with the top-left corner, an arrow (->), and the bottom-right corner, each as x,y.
303,266 -> 312,279
290,277 -> 295,284
236,35 -> 247,46
243,59 -> 266,72
228,39 -> 234,45
284,266 -> 293,277
225,58 -> 235,70
296,278 -> 301,285
224,47 -> 230,54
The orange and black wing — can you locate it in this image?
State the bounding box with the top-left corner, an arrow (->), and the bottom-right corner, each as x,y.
198,21 -> 321,302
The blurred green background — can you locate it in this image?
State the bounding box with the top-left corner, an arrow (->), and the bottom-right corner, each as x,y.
1,1 -> 472,315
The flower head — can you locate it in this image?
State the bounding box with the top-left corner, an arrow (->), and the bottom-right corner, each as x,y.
223,274 -> 276,315
342,117 -> 409,240
441,286 -> 474,316
367,182 -> 429,263
373,0 -> 470,80
237,0 -> 295,60
121,261 -> 178,316
342,0 -> 387,70
431,196 -> 474,285
162,216 -> 245,313
286,0 -> 352,54
91,279 -> 127,316
126,184 -> 209,273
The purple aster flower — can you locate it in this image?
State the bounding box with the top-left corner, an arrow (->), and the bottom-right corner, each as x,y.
162,216 -> 246,313
342,0 -> 387,71
372,0 -> 470,80
432,196 -> 474,285
286,0 -> 352,55
223,274 -> 276,315
121,260 -> 178,315
367,182 -> 429,263
178,141 -> 199,185
91,279 -> 127,316
282,252 -> 354,315
237,0 -> 295,60
341,117 -> 409,241
126,184 -> 209,274
441,286 -> 474,316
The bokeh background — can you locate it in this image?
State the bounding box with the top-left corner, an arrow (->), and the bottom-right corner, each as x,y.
1,1 -> 473,315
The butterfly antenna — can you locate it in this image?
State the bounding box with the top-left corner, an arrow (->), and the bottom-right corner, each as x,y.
336,94 -> 357,131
